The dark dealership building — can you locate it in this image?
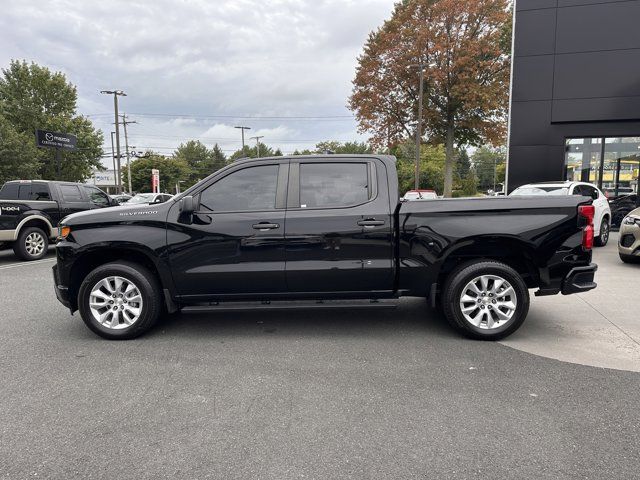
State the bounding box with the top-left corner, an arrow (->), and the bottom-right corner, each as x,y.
508,0 -> 640,205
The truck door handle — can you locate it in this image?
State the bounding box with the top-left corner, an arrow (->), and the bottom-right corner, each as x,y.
252,222 -> 280,231
358,219 -> 385,228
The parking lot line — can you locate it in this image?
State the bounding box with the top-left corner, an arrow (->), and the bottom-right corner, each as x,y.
0,258 -> 56,270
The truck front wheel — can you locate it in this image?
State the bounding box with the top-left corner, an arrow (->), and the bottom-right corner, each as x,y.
441,260 -> 530,341
13,226 -> 49,261
77,262 -> 162,340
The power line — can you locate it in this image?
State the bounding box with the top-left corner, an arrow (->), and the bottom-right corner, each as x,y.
85,112 -> 355,120
124,133 -> 356,143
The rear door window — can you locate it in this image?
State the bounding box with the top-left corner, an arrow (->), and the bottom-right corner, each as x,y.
17,184 -> 33,200
30,183 -> 51,201
299,163 -> 370,208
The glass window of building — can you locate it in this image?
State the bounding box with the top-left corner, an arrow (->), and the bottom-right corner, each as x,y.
565,137 -> 639,196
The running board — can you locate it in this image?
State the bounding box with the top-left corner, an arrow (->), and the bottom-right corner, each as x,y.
181,299 -> 398,313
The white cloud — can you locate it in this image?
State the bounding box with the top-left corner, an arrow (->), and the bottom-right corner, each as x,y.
0,0 -> 394,163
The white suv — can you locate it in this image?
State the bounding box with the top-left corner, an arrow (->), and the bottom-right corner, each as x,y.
510,181 -> 611,247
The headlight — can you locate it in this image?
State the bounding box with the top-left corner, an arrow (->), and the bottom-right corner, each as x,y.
623,215 -> 640,226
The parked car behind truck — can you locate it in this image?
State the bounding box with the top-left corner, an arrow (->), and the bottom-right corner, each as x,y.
53,155 -> 598,341
0,180 -> 116,260
510,181 -> 611,246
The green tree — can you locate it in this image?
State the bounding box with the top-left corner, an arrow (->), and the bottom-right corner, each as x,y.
471,145 -> 506,191
174,140 -> 212,187
0,114 -> 40,184
349,0 -> 511,197
393,141 -> 446,195
229,143 -> 280,161
123,152 -> 189,194
456,149 -> 471,181
0,60 -> 103,182
294,141 -> 373,155
210,143 -> 228,172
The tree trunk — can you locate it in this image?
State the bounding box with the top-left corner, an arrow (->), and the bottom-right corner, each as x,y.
443,123 -> 455,198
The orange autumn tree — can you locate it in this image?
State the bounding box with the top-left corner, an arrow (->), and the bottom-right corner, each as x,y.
349,0 -> 511,197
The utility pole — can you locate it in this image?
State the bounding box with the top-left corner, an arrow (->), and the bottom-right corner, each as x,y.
119,114 -> 137,195
110,131 -> 117,194
250,136 -> 264,158
414,65 -> 425,190
234,126 -> 251,153
100,90 -> 127,193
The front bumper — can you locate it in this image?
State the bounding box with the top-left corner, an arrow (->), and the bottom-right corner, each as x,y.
52,264 -> 71,309
561,263 -> 597,295
618,222 -> 640,256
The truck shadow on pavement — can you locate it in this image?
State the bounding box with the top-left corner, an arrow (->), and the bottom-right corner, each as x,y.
143,298 -> 459,342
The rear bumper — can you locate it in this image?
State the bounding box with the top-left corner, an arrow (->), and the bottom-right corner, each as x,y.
52,264 -> 71,309
561,263 -> 597,295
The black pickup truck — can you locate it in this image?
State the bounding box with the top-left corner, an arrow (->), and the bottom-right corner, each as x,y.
0,180 -> 116,260
52,155 -> 597,341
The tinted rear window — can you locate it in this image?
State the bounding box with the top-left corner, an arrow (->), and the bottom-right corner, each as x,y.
300,163 -> 369,208
0,183 -> 19,199
31,183 -> 51,200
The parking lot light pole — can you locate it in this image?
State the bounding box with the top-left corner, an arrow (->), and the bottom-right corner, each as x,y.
250,135 -> 264,158
100,90 -> 127,193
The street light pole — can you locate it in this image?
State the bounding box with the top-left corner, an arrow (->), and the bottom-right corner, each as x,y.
234,126 -> 251,153
100,90 -> 127,193
250,136 -> 264,158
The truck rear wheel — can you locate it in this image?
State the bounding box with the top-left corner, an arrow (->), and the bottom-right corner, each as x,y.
441,260 -> 530,341
13,226 -> 49,261
77,262 -> 162,340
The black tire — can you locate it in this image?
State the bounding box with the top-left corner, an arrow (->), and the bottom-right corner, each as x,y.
594,217 -> 610,247
13,226 -> 49,261
619,253 -> 640,264
77,262 -> 162,340
441,260 -> 530,341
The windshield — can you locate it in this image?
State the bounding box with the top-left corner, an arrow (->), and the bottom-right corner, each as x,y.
126,193 -> 155,204
510,186 -> 569,196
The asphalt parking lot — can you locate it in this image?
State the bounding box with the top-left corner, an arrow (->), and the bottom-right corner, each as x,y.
1,237 -> 639,479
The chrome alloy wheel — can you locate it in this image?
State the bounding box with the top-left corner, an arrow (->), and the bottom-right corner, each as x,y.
459,274 -> 518,330
89,276 -> 144,329
25,232 -> 45,256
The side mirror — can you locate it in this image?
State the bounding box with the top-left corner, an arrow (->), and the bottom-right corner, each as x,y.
180,195 -> 195,214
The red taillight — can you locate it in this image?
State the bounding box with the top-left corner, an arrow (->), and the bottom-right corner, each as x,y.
578,204 -> 595,250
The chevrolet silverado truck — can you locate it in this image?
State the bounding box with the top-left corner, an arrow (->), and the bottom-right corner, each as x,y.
0,180 -> 116,260
52,155 -> 598,341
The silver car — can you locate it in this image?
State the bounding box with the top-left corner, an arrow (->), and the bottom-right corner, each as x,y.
619,207 -> 640,263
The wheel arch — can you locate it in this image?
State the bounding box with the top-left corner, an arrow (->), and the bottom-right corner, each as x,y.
437,237 -> 540,291
67,247 -> 174,312
13,215 -> 56,241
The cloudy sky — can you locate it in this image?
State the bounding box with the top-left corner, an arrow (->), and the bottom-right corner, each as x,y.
0,0 -> 395,164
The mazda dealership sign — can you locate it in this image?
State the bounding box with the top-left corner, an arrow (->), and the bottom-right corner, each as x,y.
35,129 -> 77,150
